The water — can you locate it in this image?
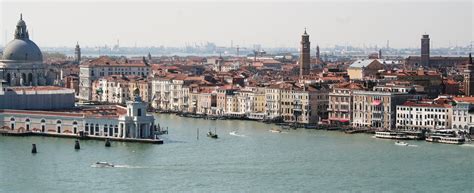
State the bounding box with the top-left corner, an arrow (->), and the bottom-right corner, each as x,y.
1,114 -> 473,193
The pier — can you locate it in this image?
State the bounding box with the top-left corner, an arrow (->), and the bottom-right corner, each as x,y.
0,129 -> 163,144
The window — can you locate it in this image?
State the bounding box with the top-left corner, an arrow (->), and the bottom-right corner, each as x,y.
137,108 -> 142,116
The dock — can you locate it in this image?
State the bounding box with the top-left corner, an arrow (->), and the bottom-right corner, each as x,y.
0,130 -> 163,144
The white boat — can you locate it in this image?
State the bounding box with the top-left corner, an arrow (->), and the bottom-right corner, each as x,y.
269,128 -> 282,133
395,141 -> 409,146
439,137 -> 465,145
375,132 -> 409,140
92,162 -> 115,168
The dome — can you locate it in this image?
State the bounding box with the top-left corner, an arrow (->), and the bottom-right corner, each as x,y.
2,38 -> 43,62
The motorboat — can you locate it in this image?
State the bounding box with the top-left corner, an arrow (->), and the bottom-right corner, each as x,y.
269,128 -> 282,133
207,131 -> 218,139
395,141 -> 409,146
92,162 -> 114,168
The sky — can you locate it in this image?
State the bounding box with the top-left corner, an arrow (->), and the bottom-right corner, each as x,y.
0,0 -> 472,49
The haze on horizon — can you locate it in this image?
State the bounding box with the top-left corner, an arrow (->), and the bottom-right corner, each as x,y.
0,0 -> 472,49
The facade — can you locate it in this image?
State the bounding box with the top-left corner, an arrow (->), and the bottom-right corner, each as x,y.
352,85 -> 423,130
299,29 -> 311,77
265,85 -> 282,120
463,54 -> 474,96
328,83 -> 363,125
421,34 -> 430,67
0,15 -> 49,87
396,100 -> 452,131
151,76 -> 186,111
0,85 -> 75,110
79,56 -> 151,101
0,95 -> 156,140
94,75 -> 150,104
452,97 -> 474,134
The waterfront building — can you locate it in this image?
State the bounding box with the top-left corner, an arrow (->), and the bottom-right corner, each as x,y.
328,82 -> 364,125
352,84 -> 424,130
151,75 -> 186,111
79,56 -> 151,101
463,54 -> 474,96
299,29 -> 311,78
347,59 -> 384,80
0,95 -> 156,140
395,98 -> 452,131
0,15 -> 50,86
452,97 -> 474,134
265,85 -> 282,120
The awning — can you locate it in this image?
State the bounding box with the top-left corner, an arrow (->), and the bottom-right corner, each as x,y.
372,100 -> 381,106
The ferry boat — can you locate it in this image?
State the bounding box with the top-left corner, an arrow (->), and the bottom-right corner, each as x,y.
374,131 -> 409,140
439,137 -> 465,144
425,130 -> 465,144
426,136 -> 465,144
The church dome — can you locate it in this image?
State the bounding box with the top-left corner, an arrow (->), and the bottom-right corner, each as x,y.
2,39 -> 43,62
1,14 -> 43,62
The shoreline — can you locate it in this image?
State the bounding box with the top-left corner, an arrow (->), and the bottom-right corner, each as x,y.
0,131 -> 164,144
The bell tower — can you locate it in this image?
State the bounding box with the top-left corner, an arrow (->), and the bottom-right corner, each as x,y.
299,29 -> 311,78
74,42 -> 81,64
464,53 -> 474,96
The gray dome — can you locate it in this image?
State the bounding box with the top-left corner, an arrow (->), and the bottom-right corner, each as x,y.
2,39 -> 43,62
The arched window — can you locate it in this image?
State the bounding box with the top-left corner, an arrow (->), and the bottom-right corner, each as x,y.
104,124 -> 108,136
10,117 -> 15,122
41,119 -> 46,123
6,73 -> 11,85
27,73 -> 33,85
85,123 -> 89,132
25,118 -> 30,131
57,120 -> 62,124
73,121 -> 78,134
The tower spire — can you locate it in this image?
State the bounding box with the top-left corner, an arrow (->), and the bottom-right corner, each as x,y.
20,13 -> 22,20
470,53 -> 472,64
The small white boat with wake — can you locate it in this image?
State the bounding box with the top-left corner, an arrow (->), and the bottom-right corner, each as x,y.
395,141 -> 409,146
269,128 -> 282,133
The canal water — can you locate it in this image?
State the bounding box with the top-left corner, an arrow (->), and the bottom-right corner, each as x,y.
1,114 -> 473,192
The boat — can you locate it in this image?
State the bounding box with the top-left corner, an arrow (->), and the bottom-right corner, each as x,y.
426,135 -> 465,144
439,137 -> 465,144
92,162 -> 114,168
269,128 -> 282,133
425,130 -> 464,144
207,131 -> 218,138
207,128 -> 218,139
374,131 -> 409,140
395,141 -> 409,146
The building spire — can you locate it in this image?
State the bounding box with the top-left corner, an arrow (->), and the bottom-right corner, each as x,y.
470,53 -> 472,64
20,13 -> 22,20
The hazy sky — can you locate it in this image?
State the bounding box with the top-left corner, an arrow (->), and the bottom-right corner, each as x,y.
1,0 -> 472,48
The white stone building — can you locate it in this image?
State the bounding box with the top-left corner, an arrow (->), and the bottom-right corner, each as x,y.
452,97 -> 474,134
396,100 -> 452,131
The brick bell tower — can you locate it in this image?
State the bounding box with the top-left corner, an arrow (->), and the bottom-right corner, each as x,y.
299,28 -> 311,78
